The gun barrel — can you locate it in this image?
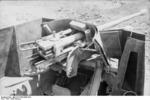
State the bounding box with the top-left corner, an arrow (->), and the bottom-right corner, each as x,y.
97,9 -> 148,31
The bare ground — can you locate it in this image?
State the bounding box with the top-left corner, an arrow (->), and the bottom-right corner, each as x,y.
0,0 -> 150,94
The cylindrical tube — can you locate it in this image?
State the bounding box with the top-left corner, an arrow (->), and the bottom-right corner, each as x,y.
55,32 -> 84,48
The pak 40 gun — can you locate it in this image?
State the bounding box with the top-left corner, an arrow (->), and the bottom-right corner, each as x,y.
19,9 -> 147,79
20,20 -> 109,78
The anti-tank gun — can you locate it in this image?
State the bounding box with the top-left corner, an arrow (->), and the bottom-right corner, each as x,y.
0,7 -> 147,96
19,9 -> 148,79
0,8 -> 144,96
20,20 -> 109,78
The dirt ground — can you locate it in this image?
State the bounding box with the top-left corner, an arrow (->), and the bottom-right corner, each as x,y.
0,0 -> 150,94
